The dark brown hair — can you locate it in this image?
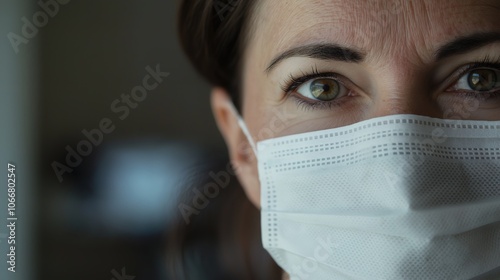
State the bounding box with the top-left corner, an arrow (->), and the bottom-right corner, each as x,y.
177,0 -> 258,110
173,1 -> 282,279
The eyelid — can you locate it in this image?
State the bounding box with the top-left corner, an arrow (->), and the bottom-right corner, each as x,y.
453,68 -> 500,91
282,71 -> 355,94
284,74 -> 362,113
294,76 -> 343,99
444,60 -> 500,92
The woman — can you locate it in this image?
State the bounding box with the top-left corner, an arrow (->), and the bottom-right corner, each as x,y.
175,0 -> 500,279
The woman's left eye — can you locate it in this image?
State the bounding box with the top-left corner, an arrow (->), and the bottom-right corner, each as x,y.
453,67 -> 500,92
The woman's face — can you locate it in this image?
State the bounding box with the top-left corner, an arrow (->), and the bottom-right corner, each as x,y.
212,0 -> 500,207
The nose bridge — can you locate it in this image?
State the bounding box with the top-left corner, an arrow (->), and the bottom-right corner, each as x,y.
370,61 -> 441,119
373,85 -> 440,119
376,96 -> 417,116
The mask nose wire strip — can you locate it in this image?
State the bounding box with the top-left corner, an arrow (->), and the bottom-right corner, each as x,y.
228,101 -> 259,160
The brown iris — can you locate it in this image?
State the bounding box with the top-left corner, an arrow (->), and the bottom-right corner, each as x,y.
467,69 -> 497,91
310,79 -> 340,101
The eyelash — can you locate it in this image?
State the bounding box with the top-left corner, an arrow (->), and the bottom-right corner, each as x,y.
279,66 -> 351,110
280,56 -> 500,110
448,55 -> 500,98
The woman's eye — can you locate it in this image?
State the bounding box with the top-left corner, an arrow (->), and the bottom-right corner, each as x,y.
455,68 -> 500,92
296,78 -> 347,101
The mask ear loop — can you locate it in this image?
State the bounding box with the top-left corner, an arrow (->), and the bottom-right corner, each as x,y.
227,101 -> 258,160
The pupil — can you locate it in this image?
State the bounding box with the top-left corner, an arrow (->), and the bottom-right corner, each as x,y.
310,79 -> 339,101
467,69 -> 496,91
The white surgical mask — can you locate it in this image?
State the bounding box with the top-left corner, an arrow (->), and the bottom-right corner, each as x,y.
231,105 -> 500,280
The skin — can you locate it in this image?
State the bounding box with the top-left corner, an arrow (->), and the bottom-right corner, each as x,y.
212,0 -> 500,209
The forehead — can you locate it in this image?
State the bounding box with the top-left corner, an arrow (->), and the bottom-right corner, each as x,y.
247,0 -> 500,67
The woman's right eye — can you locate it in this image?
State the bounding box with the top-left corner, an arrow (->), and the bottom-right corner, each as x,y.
296,78 -> 349,102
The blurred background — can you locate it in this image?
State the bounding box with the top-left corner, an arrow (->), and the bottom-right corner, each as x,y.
0,0 -> 230,279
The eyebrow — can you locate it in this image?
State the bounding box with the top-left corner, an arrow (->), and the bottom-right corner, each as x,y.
265,32 -> 500,74
434,32 -> 500,60
265,44 -> 364,74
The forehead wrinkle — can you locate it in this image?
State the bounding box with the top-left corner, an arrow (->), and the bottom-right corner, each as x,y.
379,1 -> 436,64
265,5 -> 359,56
248,0 -> 500,77
254,0 -> 411,69
366,0 -> 500,75
407,0 -> 500,61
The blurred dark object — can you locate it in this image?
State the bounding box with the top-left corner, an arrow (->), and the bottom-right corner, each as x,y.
42,140 -> 205,280
72,140 -> 202,237
166,156 -> 283,280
